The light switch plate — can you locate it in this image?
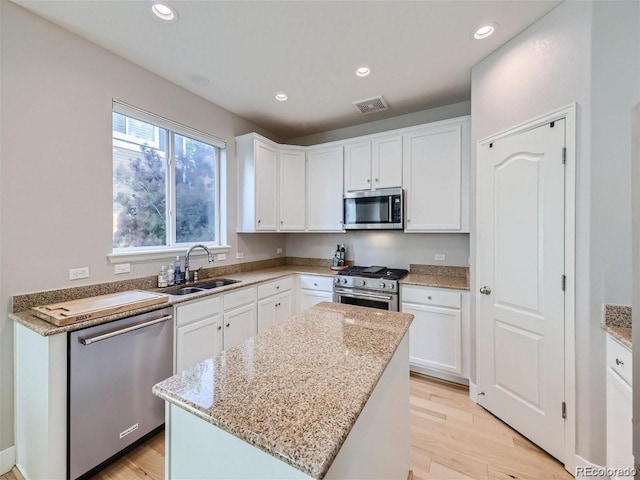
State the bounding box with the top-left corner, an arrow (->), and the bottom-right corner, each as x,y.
114,263 -> 130,275
276,248 -> 283,254
217,253 -> 227,261
236,252 -> 244,259
69,267 -> 89,280
435,254 -> 446,261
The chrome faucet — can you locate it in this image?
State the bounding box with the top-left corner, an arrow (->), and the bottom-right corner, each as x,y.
184,244 -> 214,283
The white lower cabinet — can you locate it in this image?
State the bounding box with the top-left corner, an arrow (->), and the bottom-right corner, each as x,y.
606,334 -> 634,478
257,276 -> 293,333
401,284 -> 469,383
175,295 -> 223,373
298,274 -> 334,312
223,286 -> 258,350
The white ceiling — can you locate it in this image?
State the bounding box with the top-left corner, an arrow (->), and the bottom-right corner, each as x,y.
14,0 -> 560,139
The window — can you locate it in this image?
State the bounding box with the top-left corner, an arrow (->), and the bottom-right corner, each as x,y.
112,108 -> 224,254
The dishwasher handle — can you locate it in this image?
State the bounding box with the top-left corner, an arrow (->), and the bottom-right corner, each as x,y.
79,315 -> 173,346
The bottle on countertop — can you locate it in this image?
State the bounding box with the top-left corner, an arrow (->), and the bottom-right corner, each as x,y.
167,263 -> 175,286
174,256 -> 183,285
332,250 -> 340,267
339,244 -> 346,266
157,265 -> 168,288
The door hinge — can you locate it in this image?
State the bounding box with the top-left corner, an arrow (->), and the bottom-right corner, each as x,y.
562,401 -> 567,419
562,147 -> 566,165
561,274 -> 566,291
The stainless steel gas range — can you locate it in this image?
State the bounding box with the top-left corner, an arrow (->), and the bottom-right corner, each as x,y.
332,266 -> 409,311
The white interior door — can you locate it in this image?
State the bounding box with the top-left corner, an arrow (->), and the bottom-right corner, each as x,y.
477,119 -> 566,460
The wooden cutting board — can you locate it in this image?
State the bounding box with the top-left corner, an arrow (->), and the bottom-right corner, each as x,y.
32,290 -> 169,326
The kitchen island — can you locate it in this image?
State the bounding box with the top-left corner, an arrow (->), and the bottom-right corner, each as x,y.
153,302 -> 414,479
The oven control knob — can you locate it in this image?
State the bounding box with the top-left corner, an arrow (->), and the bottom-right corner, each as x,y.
380,282 -> 386,289
341,278 -> 348,284
334,277 -> 340,284
388,284 -> 395,289
359,280 -> 366,287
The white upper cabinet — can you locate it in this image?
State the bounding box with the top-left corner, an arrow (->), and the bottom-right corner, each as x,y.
237,133 -> 306,232
345,141 -> 372,191
279,149 -> 306,231
344,135 -> 402,192
307,146 -> 345,231
372,135 -> 403,189
403,117 -> 470,232
254,140 -> 278,231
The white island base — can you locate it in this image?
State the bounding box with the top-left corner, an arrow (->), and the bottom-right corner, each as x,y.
165,334 -> 410,480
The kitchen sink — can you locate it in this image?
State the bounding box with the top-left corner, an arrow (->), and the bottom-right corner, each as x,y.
196,278 -> 241,289
165,279 -> 241,296
167,287 -> 205,296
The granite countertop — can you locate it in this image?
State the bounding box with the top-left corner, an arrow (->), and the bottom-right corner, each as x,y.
601,304 -> 632,348
11,265 -> 334,336
152,302 -> 414,479
11,261 -> 467,336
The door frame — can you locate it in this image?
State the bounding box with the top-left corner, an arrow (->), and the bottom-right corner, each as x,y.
474,103 -> 576,473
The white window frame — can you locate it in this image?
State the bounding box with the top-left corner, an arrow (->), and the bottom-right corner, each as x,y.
108,100 -> 229,264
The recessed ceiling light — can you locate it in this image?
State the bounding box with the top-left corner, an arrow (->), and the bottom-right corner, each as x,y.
151,3 -> 177,22
474,23 -> 497,39
355,66 -> 371,77
275,92 -> 288,101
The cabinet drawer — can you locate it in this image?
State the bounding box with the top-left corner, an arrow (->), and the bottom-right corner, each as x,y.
223,286 -> 257,311
175,295 -> 222,327
258,276 -> 293,299
606,334 -> 632,385
299,274 -> 334,292
401,284 -> 461,308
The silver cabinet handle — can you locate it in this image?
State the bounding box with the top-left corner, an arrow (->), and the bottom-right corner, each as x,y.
616,358 -> 624,366
80,315 -> 172,345
479,286 -> 492,295
217,326 -> 222,331
375,178 -> 379,182
367,179 -> 370,183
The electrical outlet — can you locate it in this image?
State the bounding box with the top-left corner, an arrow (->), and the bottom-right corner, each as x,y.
276,248 -> 283,254
236,252 -> 244,259
69,267 -> 89,280
217,253 -> 227,261
114,263 -> 130,275
435,254 -> 446,261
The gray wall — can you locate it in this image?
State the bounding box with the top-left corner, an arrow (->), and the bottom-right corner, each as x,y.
286,101 -> 470,145
286,232 -> 470,268
0,1 -> 285,452
471,0 -> 639,466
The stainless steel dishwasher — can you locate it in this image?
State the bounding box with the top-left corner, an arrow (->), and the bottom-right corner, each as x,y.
68,307 -> 173,479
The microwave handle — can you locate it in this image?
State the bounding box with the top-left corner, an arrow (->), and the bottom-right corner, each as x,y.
389,198 -> 393,222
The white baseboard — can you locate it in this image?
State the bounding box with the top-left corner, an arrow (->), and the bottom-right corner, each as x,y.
468,381 -> 478,403
573,455 -> 609,479
0,445 -> 15,475
410,365 -> 468,386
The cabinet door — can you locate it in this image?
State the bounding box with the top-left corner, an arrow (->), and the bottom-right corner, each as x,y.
403,124 -> 462,231
275,291 -> 292,325
372,135 -> 402,189
345,142 -> 372,192
307,147 -> 344,231
299,290 -> 333,311
279,150 -> 306,231
176,314 -> 223,372
254,140 -> 278,231
401,302 -> 462,375
224,303 -> 257,349
606,368 -> 634,476
257,296 -> 276,333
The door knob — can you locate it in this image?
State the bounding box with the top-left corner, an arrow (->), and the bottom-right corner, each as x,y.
479,286 -> 492,295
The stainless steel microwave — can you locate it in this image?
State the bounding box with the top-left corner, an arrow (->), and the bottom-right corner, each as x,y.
343,188 -> 404,230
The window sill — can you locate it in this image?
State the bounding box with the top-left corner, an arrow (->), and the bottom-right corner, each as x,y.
107,245 -> 231,264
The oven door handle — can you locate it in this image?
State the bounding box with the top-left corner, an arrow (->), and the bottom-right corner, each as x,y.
334,289 -> 394,301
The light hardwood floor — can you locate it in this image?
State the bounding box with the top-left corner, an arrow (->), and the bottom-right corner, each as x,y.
7,374 -> 573,480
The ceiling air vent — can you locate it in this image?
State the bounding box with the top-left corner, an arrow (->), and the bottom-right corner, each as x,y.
352,96 -> 388,115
